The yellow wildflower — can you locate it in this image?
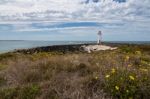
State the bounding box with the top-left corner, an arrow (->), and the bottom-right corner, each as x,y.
126,90 -> 129,93
128,64 -> 132,67
135,51 -> 141,55
141,60 -> 147,64
105,75 -> 110,78
115,86 -> 119,90
125,56 -> 130,61
120,77 -> 123,80
140,68 -> 148,72
111,68 -> 116,73
95,76 -> 98,80
144,77 -> 148,80
129,75 -> 135,80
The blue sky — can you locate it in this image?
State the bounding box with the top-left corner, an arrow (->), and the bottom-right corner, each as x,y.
0,0 -> 150,41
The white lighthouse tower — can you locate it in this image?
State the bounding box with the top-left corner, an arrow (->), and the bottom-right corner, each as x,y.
97,31 -> 102,45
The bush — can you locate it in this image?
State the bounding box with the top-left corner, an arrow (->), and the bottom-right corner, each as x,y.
19,84 -> 40,99
103,68 -> 150,99
0,84 -> 40,99
0,87 -> 18,99
0,75 -> 6,87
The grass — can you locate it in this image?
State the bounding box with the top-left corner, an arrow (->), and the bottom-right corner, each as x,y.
0,84 -> 40,99
0,44 -> 150,99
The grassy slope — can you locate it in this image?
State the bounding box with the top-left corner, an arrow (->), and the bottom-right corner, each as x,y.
0,44 -> 150,99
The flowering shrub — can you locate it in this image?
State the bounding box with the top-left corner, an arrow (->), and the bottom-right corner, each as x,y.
103,68 -> 150,99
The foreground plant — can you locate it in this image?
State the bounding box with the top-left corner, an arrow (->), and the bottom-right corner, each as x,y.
103,67 -> 150,99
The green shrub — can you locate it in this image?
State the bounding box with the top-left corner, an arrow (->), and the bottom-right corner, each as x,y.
0,75 -> 6,87
0,53 -> 14,60
19,84 -> 40,99
103,68 -> 150,99
0,88 -> 18,99
0,84 -> 40,99
0,64 -> 7,71
120,45 -> 133,53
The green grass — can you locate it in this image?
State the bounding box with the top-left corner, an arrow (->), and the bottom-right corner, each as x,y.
0,44 -> 150,99
0,84 -> 40,99
0,64 -> 7,71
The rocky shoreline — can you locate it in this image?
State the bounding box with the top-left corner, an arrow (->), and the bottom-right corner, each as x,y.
13,44 -> 91,54
11,42 -> 149,54
13,43 -> 115,54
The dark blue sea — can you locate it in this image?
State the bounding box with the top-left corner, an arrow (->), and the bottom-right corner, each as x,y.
0,40 -> 150,53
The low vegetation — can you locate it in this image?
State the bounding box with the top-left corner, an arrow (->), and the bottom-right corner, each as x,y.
0,44 -> 150,99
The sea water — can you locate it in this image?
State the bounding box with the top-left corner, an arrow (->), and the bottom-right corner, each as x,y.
0,40 -> 150,53
0,40 -> 94,53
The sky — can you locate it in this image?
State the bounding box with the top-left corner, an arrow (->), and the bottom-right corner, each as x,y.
0,0 -> 150,41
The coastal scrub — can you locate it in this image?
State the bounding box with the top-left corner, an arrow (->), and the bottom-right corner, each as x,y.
0,44 -> 149,99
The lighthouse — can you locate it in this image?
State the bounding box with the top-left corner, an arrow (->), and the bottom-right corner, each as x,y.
97,31 -> 102,45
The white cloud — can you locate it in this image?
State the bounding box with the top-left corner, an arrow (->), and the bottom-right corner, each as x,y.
0,0 -> 149,22
0,0 -> 150,41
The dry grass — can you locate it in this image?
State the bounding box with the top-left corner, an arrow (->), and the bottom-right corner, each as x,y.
0,45 -> 150,99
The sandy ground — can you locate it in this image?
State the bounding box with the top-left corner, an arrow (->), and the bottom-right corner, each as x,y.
82,45 -> 117,53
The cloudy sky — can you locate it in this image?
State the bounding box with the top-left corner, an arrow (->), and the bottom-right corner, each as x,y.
0,0 -> 150,41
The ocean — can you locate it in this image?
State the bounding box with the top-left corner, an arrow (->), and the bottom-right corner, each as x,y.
0,40 -> 150,53
0,40 -> 95,53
